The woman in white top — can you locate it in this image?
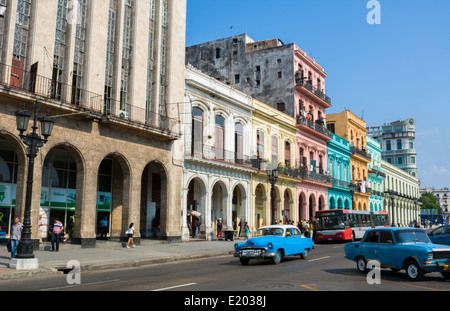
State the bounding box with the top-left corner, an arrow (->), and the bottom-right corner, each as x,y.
126,223 -> 136,248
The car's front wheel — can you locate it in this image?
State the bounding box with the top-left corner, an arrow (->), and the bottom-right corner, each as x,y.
239,258 -> 250,265
405,261 -> 424,281
356,256 -> 368,273
272,250 -> 282,265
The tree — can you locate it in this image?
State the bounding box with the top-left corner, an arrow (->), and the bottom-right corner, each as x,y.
420,192 -> 443,214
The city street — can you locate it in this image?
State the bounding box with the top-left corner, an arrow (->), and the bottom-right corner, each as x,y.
1,242 -> 449,292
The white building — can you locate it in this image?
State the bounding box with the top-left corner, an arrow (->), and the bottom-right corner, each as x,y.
181,66 -> 257,241
420,187 -> 449,213
382,160 -> 421,226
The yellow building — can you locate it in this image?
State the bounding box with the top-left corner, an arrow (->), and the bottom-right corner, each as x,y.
252,99 -> 300,231
326,110 -> 371,211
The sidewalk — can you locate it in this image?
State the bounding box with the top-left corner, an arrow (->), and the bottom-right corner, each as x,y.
0,238 -> 238,280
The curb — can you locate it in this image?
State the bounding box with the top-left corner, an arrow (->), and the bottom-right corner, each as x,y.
0,250 -> 234,280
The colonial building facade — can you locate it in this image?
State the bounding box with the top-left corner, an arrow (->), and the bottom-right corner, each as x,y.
182,66 -> 255,241
0,0 -> 186,246
382,159 -> 421,226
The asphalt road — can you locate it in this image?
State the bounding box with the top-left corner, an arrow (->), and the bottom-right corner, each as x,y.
1,242 -> 450,293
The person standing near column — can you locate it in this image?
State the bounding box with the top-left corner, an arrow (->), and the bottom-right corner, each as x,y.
50,218 -> 64,252
10,218 -> 23,259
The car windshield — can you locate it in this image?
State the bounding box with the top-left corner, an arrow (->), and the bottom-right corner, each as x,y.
394,229 -> 431,243
256,227 -> 284,237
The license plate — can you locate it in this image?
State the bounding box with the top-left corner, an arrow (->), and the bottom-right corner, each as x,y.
328,238 -> 332,241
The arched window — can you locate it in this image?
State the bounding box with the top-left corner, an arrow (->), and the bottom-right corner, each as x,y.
192,108 -> 203,156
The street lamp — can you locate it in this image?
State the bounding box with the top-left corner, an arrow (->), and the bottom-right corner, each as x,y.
267,168 -> 279,225
348,183 -> 357,210
14,101 -> 55,264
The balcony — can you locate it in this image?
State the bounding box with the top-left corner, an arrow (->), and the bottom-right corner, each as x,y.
350,146 -> 371,162
368,167 -> 386,178
296,115 -> 333,140
295,78 -> 331,108
186,144 -> 259,170
277,165 -> 333,185
0,62 -> 180,138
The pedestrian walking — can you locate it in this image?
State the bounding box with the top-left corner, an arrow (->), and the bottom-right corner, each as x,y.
244,222 -> 249,240
126,223 -> 136,248
50,217 -> 64,252
217,218 -> 223,238
99,216 -> 108,240
10,218 -> 23,259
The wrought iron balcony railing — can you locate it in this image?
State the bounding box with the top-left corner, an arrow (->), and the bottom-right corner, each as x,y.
296,78 -> 331,105
296,115 -> 333,138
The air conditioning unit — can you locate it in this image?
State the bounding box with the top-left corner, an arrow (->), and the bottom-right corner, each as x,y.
119,110 -> 129,119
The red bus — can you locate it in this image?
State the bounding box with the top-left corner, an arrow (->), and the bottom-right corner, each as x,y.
314,209 -> 390,242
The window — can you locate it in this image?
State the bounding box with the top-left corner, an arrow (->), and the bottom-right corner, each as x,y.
277,58 -> 281,64
234,74 -> 240,84
72,0 -> 88,106
235,123 -> 243,164
257,130 -> 264,158
380,231 -> 394,244
285,142 -> 291,167
386,157 -> 392,164
397,139 -> 402,150
52,0 -> 69,100
271,136 -> 278,166
386,140 -> 391,151
120,0 -> 134,110
215,116 -> 225,160
409,139 -> 414,149
192,108 -> 203,156
397,157 -> 403,165
278,71 -> 282,79
276,102 -> 285,112
365,230 -> 379,243
215,48 -> 221,59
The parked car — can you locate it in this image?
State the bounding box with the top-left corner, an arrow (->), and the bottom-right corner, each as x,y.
345,227 -> 450,281
233,225 -> 314,265
428,225 -> 450,245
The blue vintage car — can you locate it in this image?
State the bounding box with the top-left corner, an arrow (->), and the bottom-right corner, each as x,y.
428,225 -> 450,245
345,227 -> 450,281
233,225 -> 314,265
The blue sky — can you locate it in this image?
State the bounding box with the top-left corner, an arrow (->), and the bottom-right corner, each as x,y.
186,0 -> 450,189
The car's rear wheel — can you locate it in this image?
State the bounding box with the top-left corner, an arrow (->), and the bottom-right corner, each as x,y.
272,250 -> 282,265
300,249 -> 309,259
356,256 -> 368,273
405,261 -> 424,281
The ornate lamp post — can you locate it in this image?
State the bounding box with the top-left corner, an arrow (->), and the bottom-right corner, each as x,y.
14,101 -> 54,264
348,183 -> 357,210
267,169 -> 279,225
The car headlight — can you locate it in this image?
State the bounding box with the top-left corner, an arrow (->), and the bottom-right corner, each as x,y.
268,243 -> 273,249
427,252 -> 434,260
234,243 -> 238,249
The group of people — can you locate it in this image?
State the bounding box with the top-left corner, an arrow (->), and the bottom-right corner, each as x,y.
187,216 -> 201,238
8,217 -> 65,258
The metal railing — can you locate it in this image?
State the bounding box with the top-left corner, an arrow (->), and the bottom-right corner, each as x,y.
187,144 -> 259,169
368,167 -> 386,178
350,146 -> 370,159
0,62 -> 180,136
277,165 -> 333,184
296,78 -> 331,105
296,115 -> 333,138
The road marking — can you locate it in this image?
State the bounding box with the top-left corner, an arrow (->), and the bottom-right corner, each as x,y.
300,284 -> 321,291
308,256 -> 330,262
152,282 -> 197,291
41,279 -> 121,291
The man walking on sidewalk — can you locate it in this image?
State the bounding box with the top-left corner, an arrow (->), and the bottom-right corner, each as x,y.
10,218 -> 23,259
50,218 -> 64,252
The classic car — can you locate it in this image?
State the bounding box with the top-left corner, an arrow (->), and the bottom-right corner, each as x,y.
345,227 -> 450,281
428,225 -> 450,245
233,225 -> 314,265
